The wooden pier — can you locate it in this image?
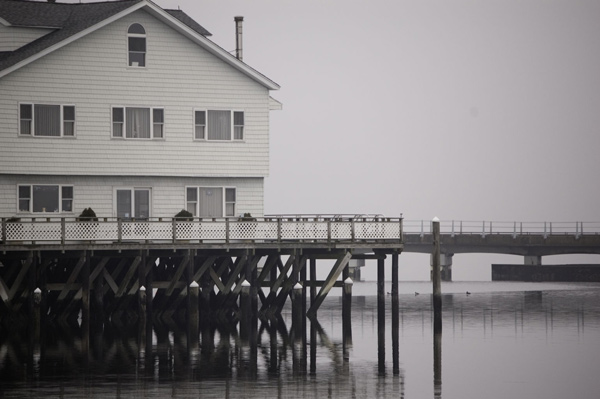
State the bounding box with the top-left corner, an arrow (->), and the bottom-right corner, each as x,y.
0,216 -> 403,326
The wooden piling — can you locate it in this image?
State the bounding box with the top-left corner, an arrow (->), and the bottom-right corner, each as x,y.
432,217 -> 442,332
342,277 -> 353,361
391,251 -> 400,375
377,257 -> 385,375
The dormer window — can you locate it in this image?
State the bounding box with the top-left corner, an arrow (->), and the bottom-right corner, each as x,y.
128,23 -> 146,67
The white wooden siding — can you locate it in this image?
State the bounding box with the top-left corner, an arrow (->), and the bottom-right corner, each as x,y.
0,9 -> 271,178
0,24 -> 52,52
0,175 -> 264,219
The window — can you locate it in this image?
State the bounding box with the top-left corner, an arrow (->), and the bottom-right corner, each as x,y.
128,23 -> 146,67
19,104 -> 76,137
194,110 -> 244,141
185,187 -> 236,217
116,188 -> 150,219
194,110 -> 206,140
112,107 -> 164,139
233,111 -> 244,140
18,185 -> 74,213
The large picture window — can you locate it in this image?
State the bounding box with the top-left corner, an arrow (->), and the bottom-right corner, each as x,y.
186,187 -> 236,217
112,107 -> 164,139
18,184 -> 73,213
19,104 -> 76,137
193,110 -> 244,141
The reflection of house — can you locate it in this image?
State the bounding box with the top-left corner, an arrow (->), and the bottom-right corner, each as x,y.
0,0 -> 280,220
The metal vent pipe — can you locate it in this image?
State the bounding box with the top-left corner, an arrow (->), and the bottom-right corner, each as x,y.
234,16 -> 244,61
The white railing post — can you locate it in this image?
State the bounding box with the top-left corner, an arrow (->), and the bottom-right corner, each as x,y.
277,218 -> 282,242
420,220 -> 424,238
513,221 -> 517,239
460,220 -> 463,234
544,222 -> 547,239
118,218 -> 122,243
350,218 -> 355,242
481,221 -> 486,238
451,220 -> 455,237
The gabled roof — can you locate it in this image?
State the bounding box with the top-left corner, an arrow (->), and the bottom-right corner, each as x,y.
0,0 -> 279,90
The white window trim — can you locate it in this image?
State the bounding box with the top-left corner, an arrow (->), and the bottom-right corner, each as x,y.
111,106 -> 165,140
17,184 -> 74,214
193,109 -> 245,142
127,23 -> 146,68
113,187 -> 152,219
185,186 -> 237,217
18,103 -> 77,138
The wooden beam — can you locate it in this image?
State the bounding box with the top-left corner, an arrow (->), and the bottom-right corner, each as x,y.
116,256 -> 141,298
307,251 -> 352,318
57,256 -> 85,302
7,256 -> 32,302
166,254 -> 189,296
192,255 -> 217,282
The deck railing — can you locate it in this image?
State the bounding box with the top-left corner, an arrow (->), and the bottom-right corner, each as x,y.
0,216 -> 403,245
402,220 -> 600,238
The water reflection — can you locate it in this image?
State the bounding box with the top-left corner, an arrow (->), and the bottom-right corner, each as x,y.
1,284 -> 599,398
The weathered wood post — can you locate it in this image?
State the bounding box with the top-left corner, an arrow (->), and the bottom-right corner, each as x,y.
391,251 -> 400,375
377,257 -> 385,375
432,217 -> 442,332
188,281 -> 200,348
139,285 -> 146,317
292,282 -> 304,338
239,280 -> 251,340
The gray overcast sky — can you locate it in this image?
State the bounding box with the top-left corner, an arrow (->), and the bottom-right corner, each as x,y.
67,0 -> 600,278
153,0 -> 600,223
157,0 -> 600,279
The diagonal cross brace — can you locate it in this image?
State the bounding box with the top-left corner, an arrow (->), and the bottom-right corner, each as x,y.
307,251 -> 352,318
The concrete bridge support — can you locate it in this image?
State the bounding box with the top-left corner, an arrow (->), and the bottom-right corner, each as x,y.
431,253 -> 453,282
524,255 -> 542,265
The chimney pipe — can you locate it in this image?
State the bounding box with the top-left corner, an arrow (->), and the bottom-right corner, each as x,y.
234,16 -> 243,61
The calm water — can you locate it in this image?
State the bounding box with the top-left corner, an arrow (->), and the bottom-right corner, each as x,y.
1,281 -> 599,398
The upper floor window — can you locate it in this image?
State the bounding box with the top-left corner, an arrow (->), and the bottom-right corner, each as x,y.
19,104 -> 75,137
128,23 -> 146,67
18,184 -> 73,213
112,107 -> 164,139
194,110 -> 244,141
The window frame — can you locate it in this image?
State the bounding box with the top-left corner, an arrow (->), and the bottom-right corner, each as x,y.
113,187 -> 152,219
19,103 -> 76,137
127,23 -> 146,68
185,186 -> 236,217
111,106 -> 165,139
17,184 -> 74,214
193,109 -> 245,142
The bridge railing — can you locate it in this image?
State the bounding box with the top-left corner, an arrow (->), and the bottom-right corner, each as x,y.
0,216 -> 403,245
402,220 -> 600,238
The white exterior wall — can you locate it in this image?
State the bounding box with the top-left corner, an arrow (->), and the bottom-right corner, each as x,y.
0,24 -> 52,52
0,9 -> 271,178
0,175 -> 264,219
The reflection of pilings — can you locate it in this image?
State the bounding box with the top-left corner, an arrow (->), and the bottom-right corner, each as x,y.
434,324 -> 442,398
377,257 -> 385,375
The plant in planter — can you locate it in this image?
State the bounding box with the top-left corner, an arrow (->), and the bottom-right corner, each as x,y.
174,209 -> 194,221
77,208 -> 98,222
237,212 -> 258,240
173,209 -> 194,241
77,208 -> 98,240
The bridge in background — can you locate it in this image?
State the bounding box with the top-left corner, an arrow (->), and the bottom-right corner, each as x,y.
401,220 -> 600,280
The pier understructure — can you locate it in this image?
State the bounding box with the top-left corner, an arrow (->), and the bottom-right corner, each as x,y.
0,216 -> 403,327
